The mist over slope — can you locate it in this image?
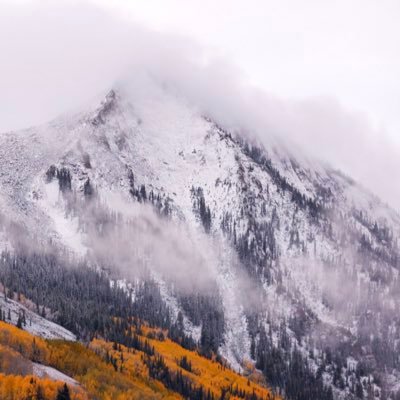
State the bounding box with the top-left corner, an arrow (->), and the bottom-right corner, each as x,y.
1,0 -> 399,211
1,81 -> 400,399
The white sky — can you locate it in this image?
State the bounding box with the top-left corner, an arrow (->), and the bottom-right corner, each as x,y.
95,0 -> 400,142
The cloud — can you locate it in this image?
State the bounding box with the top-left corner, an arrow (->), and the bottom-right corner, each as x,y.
85,199 -> 221,292
0,0 -> 399,210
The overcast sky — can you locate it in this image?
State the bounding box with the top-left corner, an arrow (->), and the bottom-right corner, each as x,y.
0,0 -> 399,209
97,0 -> 400,140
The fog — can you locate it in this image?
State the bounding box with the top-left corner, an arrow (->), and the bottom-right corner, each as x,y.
0,0 -> 399,210
83,197 -> 220,293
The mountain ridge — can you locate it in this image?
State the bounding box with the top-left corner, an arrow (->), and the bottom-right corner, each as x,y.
1,87 -> 400,399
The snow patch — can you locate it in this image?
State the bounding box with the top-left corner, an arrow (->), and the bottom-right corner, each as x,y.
33,363 -> 79,386
0,294 -> 76,341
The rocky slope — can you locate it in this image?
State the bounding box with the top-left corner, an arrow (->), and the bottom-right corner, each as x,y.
1,86 -> 400,399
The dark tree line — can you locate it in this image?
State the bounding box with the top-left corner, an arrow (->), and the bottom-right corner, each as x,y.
128,168 -> 172,217
178,291 -> 225,357
0,247 -> 229,367
46,165 -> 72,193
0,251 -> 196,351
254,324 -> 334,400
238,139 -> 331,222
191,186 -> 212,233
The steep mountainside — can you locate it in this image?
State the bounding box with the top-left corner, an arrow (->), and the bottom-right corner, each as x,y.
1,87 -> 400,399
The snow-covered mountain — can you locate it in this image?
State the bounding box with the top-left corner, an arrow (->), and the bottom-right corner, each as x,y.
1,86 -> 400,399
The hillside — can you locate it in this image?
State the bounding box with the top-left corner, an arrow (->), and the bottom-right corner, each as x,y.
0,320 -> 277,400
0,85 -> 400,399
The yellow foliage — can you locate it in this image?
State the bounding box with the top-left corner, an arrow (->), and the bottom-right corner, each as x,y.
0,343 -> 33,375
47,340 -> 180,399
0,321 -> 181,399
150,336 -> 276,399
0,320 -> 280,400
0,373 -> 87,400
90,339 -> 181,400
0,321 -> 49,363
91,328 -> 281,400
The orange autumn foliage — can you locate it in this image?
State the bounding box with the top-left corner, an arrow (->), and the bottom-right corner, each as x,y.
47,340 -> 180,400
0,374 -> 87,400
0,321 -> 180,399
0,321 -> 49,363
0,343 -> 33,375
0,320 -> 280,400
91,326 -> 281,400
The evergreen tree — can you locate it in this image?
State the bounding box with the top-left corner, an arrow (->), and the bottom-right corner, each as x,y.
56,383 -> 71,400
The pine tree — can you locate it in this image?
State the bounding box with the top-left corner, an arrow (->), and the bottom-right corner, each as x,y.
16,314 -> 23,329
83,178 -> 94,198
57,383 -> 71,400
36,385 -> 46,400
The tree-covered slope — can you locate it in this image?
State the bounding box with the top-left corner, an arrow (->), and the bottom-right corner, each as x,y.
0,319 -> 278,400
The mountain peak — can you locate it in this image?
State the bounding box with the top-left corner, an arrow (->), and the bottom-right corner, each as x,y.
90,89 -> 119,126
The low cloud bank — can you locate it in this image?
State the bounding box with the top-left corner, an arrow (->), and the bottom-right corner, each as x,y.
0,1 -> 399,209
